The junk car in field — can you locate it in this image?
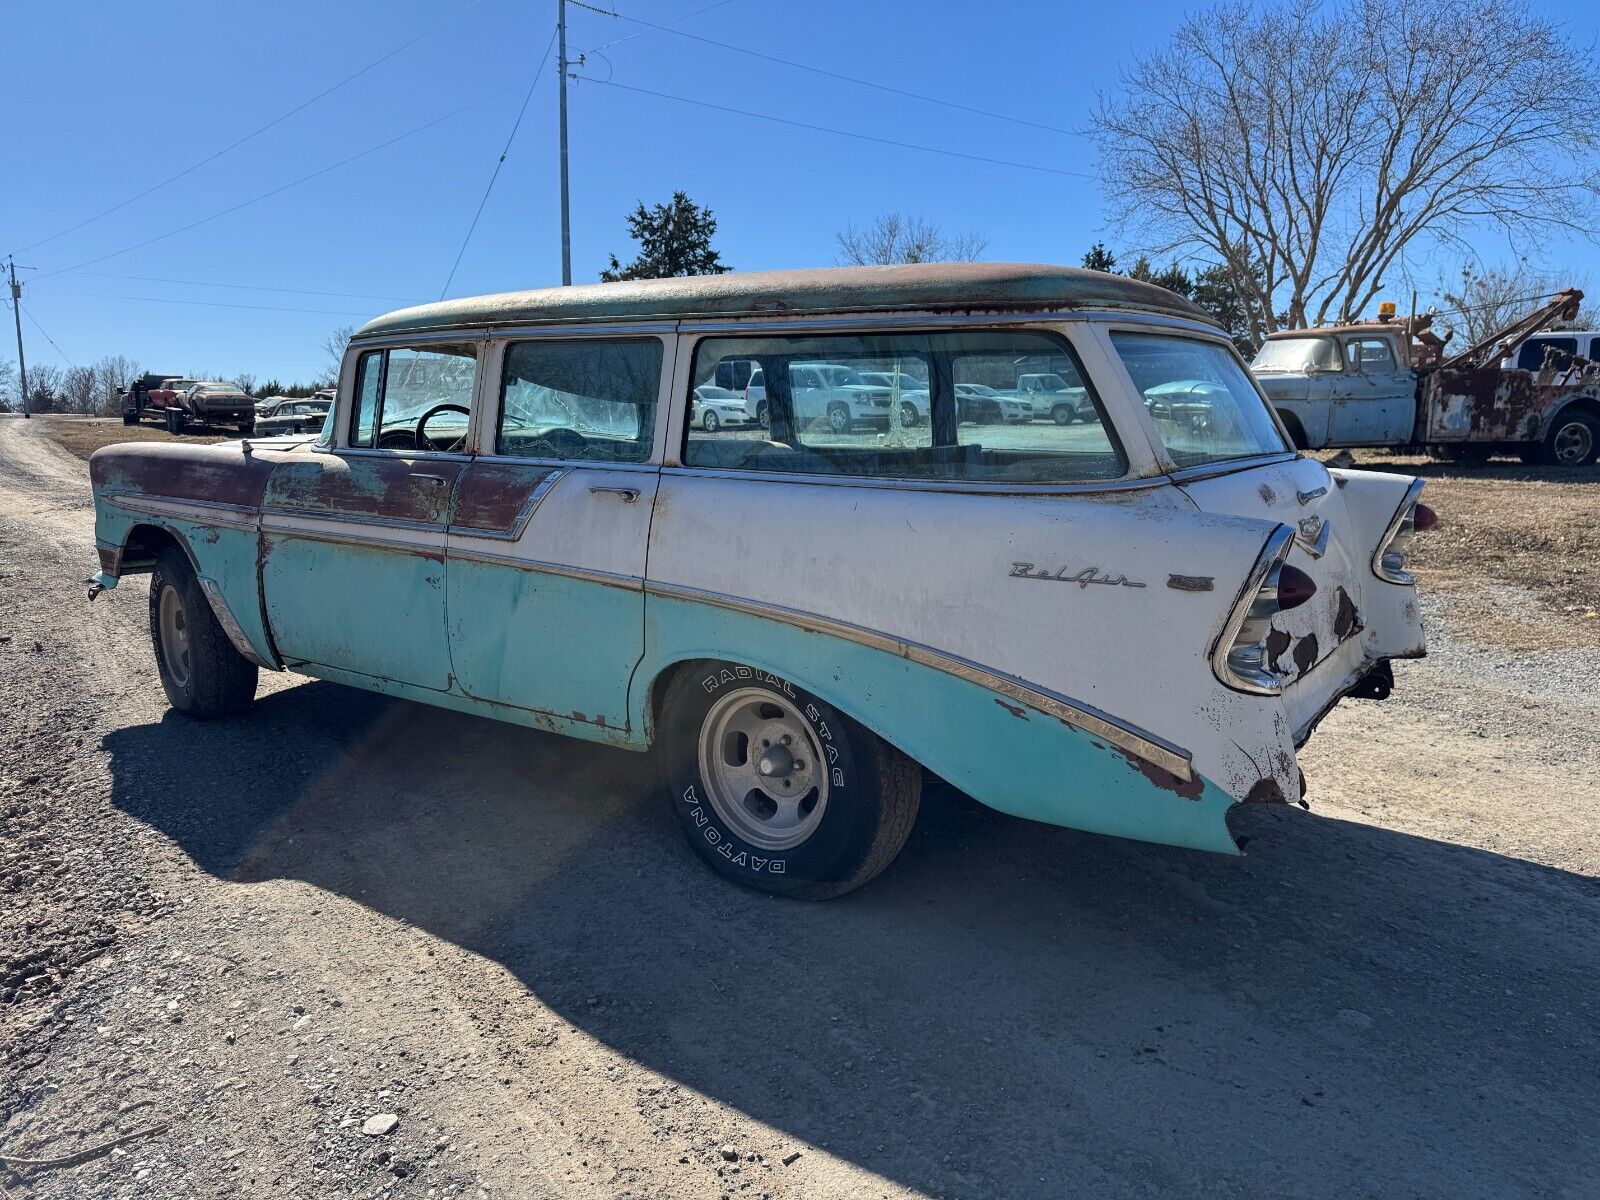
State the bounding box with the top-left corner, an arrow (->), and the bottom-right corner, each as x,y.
86,264 -> 1434,898
1252,290 -> 1600,465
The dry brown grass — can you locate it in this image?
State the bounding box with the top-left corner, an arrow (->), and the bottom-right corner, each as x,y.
34,415 -> 231,462
1326,452 -> 1600,651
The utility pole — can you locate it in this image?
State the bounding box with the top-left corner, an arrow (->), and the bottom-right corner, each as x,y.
557,0 -> 572,286
7,258 -> 29,419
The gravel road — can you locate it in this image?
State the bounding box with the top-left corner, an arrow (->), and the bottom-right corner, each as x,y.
2,415 -> 1596,1198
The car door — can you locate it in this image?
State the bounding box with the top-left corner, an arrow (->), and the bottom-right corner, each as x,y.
260,341 -> 479,690
444,335 -> 669,732
1329,336 -> 1413,443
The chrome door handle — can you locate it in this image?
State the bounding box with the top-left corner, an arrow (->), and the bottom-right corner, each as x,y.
589,486 -> 640,503
415,474 -> 451,488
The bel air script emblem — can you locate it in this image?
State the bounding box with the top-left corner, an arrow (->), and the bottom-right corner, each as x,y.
1010,562 -> 1147,589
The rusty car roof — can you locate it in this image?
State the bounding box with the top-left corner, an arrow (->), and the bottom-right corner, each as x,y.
1264,324 -> 1405,340
355,263 -> 1218,338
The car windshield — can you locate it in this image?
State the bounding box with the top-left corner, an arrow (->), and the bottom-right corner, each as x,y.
1112,333 -> 1289,468
1252,337 -> 1341,374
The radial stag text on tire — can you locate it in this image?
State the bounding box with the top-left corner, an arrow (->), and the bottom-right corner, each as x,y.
1536,410 -> 1599,466
149,548 -> 258,718
659,663 -> 921,899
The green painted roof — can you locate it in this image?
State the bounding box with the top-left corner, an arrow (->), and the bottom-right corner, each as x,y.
355,263 -> 1217,338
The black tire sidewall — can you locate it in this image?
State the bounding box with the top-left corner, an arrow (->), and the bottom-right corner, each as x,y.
1545,411 -> 1599,465
149,554 -> 200,711
662,665 -> 882,894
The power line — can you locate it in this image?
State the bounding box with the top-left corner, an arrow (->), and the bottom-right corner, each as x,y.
26,287 -> 374,318
32,84 -> 522,286
439,26 -> 560,299
569,2 -> 1081,138
570,76 -> 1098,179
25,268 -> 420,304
20,303 -> 76,368
583,0 -> 740,51
12,0 -> 487,257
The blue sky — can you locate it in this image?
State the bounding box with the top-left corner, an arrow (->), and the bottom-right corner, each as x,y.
4,0 -> 1597,384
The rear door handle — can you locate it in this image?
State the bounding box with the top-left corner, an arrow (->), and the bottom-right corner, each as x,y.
415,474 -> 451,488
589,486 -> 641,503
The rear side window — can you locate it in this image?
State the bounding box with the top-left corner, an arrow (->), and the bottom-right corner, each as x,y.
684,330 -> 1125,484
1110,332 -> 1288,468
498,338 -> 662,463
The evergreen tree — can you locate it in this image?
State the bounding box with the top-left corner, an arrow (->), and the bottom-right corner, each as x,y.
600,192 -> 730,282
1081,242 -> 1118,273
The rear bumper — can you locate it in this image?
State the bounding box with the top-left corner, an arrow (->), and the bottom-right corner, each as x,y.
196,402 -> 253,419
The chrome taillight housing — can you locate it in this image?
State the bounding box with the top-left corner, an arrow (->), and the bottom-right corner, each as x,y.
1373,480 -> 1435,585
1212,526 -> 1317,696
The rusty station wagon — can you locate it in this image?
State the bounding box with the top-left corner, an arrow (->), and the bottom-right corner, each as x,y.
87,264 -> 1434,898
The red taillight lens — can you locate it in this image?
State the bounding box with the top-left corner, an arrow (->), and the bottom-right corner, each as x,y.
1413,502 -> 1438,532
1276,564 -> 1317,611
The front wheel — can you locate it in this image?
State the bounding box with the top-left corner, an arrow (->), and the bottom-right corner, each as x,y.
659,664 -> 921,899
702,410 -> 720,433
149,548 -> 258,717
827,403 -> 851,434
1050,403 -> 1075,426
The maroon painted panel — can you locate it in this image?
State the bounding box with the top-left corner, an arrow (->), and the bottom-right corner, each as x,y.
89,443 -> 281,510
263,455 -> 465,526
449,461 -> 560,536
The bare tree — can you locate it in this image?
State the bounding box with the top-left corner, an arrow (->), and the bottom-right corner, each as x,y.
0,358 -> 16,412
1437,264 -> 1598,345
321,326 -> 355,387
93,354 -> 141,415
61,365 -> 98,414
1091,0 -> 1600,340
233,371 -> 258,397
836,213 -> 988,266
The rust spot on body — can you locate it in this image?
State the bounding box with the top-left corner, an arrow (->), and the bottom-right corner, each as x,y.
1243,777 -> 1287,805
1291,633 -> 1320,676
1332,586 -> 1361,641
1118,750 -> 1203,800
1257,483 -> 1277,505
1265,628 -> 1292,674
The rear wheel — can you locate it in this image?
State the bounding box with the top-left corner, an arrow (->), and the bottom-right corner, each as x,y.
659,664 -> 921,899
122,409 -> 138,426
164,408 -> 185,434
1535,411 -> 1599,466
756,399 -> 769,427
149,548 -> 257,717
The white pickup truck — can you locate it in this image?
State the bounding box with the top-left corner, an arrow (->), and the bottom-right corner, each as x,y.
1251,292 -> 1600,466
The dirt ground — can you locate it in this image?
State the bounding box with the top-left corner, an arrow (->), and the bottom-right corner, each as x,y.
1,413 -> 1597,1198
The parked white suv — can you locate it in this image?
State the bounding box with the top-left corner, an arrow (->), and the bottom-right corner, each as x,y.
1016,372 -> 1091,424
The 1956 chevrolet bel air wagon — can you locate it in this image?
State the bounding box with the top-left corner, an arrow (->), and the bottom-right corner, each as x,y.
87,264 -> 1434,899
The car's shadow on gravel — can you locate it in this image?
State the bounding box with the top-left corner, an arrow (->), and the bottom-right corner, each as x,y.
103,681 -> 1600,1198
